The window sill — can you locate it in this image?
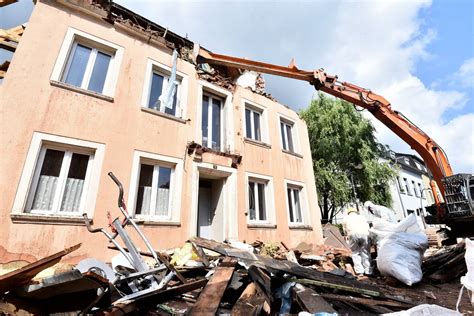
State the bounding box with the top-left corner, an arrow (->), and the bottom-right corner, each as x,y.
50,80 -> 114,102
10,213 -> 90,226
141,107 -> 188,124
247,223 -> 277,229
282,149 -> 303,158
244,138 -> 271,149
134,219 -> 181,227
289,224 -> 313,230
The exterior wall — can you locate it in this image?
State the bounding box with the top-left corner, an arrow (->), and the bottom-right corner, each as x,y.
392,167 -> 429,219
0,1 -> 322,262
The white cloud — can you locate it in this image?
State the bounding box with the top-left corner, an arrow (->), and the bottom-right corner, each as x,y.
453,57 -> 474,88
118,0 -> 473,173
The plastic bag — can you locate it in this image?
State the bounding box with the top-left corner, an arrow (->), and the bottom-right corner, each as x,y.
371,214 -> 428,285
383,304 -> 461,316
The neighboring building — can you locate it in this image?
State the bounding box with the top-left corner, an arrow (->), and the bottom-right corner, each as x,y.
386,150 -> 433,220
0,0 -> 322,262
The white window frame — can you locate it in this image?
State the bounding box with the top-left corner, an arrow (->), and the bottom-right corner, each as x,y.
201,92 -> 223,150
242,99 -> 269,143
141,58 -> 188,118
412,180 -> 420,197
403,177 -> 412,196
197,81 -> 234,152
284,179 -> 310,227
128,151 -> 183,222
278,114 -> 300,154
12,132 -> 104,218
26,146 -> 93,216
245,172 -> 275,225
50,27 -> 124,97
418,183 -> 425,199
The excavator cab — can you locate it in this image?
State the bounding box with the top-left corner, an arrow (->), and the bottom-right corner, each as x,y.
442,173 -> 474,218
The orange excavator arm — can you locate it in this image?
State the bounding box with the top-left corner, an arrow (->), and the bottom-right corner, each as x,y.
197,48 -> 453,205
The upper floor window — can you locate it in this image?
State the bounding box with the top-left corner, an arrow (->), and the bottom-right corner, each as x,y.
51,28 -> 123,98
142,58 -> 187,118
245,106 -> 262,141
280,119 -> 296,153
412,180 -> 420,197
418,183 -> 425,199
27,146 -> 93,215
61,42 -> 112,94
202,93 -> 223,151
403,178 -> 412,195
135,162 -> 174,219
397,176 -> 405,193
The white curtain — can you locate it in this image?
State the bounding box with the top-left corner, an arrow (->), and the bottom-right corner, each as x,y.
139,186 -> 152,215
156,188 -> 170,217
60,178 -> 84,213
31,175 -> 58,211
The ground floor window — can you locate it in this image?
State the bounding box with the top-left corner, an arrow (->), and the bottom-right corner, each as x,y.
135,163 -> 173,219
287,185 -> 303,223
27,146 -> 93,215
248,179 -> 267,222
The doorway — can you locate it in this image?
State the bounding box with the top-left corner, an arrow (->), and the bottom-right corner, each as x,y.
197,178 -> 224,241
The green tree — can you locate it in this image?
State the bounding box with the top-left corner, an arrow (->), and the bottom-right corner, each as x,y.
300,92 -> 396,223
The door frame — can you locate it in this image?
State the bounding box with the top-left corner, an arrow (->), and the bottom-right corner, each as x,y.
190,162 -> 237,240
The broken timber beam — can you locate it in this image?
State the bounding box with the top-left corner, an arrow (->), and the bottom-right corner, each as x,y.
0,243 -> 81,294
294,284 -> 336,313
0,0 -> 17,8
190,257 -> 236,315
287,277 -> 382,297
230,283 -> 265,316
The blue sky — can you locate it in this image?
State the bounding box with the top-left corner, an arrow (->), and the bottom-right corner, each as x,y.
415,0 -> 474,122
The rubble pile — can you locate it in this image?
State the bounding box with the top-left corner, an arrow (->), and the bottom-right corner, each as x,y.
422,241 -> 467,283
0,237 -> 418,315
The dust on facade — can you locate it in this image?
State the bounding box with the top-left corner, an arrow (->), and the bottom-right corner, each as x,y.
0,0 -> 323,262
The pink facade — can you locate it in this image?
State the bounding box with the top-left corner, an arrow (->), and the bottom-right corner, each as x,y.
0,0 -> 323,263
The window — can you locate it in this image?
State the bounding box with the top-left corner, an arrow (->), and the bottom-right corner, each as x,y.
280,119 -> 295,152
412,180 -> 420,197
403,157 -> 410,164
245,106 -> 262,141
61,42 -> 112,94
202,93 -> 223,151
142,58 -> 187,118
397,176 -> 405,193
135,163 -> 174,219
128,151 -> 183,223
26,147 -> 93,215
248,179 -> 267,222
51,28 -> 123,98
403,178 -> 412,195
418,183 -> 425,198
287,185 -> 303,223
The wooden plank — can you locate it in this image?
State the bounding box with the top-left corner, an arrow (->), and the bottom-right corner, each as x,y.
0,0 -> 17,8
319,293 -> 414,309
294,285 -> 336,313
191,241 -> 211,267
231,283 -> 264,316
287,278 -> 381,297
248,265 -> 272,304
190,257 -> 236,315
191,236 -> 381,295
0,244 -> 81,294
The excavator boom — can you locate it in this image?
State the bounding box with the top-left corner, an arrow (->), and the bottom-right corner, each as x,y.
197,47 -> 454,207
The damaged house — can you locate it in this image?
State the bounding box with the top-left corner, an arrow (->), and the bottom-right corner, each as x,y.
0,0 -> 322,262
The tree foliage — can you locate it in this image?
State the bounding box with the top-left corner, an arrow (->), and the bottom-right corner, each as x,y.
300,93 -> 396,223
